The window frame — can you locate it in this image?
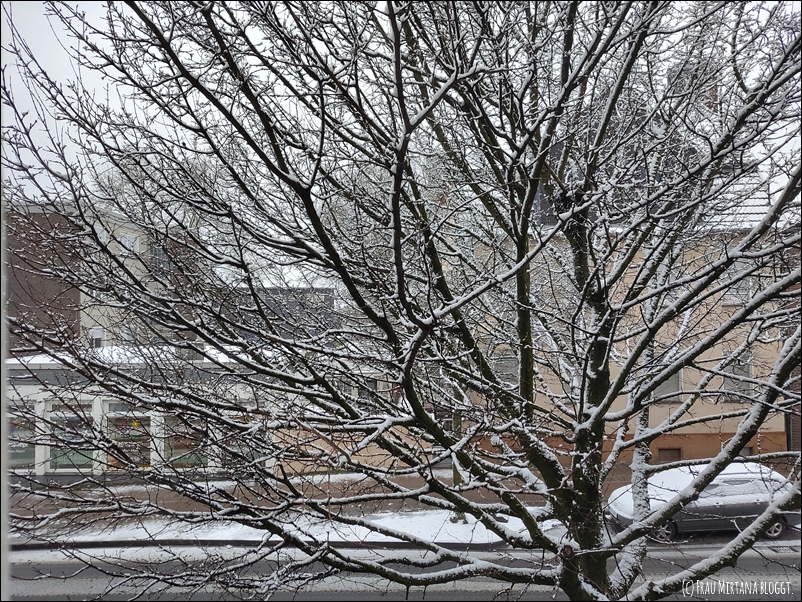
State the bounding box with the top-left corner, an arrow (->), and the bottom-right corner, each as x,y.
89,327 -> 106,349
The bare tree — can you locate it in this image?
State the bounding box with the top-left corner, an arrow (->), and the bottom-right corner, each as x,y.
3,1 -> 801,600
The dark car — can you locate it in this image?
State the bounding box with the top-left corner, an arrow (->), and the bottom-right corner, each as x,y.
606,462 -> 800,541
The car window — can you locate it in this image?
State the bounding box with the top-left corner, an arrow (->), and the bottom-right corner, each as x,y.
699,483 -> 720,498
715,479 -> 771,496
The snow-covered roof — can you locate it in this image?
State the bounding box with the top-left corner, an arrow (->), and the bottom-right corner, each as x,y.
5,345 -> 251,369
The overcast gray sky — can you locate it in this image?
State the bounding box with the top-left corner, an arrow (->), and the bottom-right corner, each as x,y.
1,1 -> 109,129
2,2 -> 90,91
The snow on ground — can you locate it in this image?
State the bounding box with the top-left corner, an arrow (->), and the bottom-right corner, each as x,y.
24,509 -> 563,547
11,472 -> 568,559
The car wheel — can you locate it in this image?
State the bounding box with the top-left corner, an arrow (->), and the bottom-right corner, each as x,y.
651,520 -> 677,542
764,518 -> 786,540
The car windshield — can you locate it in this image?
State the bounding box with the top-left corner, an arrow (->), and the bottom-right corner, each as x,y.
696,477 -> 788,498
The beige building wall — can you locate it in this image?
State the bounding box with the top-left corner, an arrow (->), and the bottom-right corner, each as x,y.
476,232 -> 793,461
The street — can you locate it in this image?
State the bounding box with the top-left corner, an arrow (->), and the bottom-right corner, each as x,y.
10,536 -> 801,601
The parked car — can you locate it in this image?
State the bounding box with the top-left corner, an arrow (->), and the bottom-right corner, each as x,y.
606,462 -> 800,541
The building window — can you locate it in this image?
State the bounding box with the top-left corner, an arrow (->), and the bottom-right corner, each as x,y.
356,378 -> 379,416
108,400 -> 136,413
722,259 -> 751,305
722,353 -> 752,399
89,327 -> 106,349
494,356 -> 518,385
9,417 -> 35,468
165,417 -> 208,468
107,416 -> 151,469
358,378 -> 378,401
149,244 -> 171,277
657,448 -> 682,463
50,416 -> 94,470
120,233 -> 140,256
219,413 -> 271,470
654,371 -> 681,403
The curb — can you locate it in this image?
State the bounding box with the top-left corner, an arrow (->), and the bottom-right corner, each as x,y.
12,539 -> 800,555
10,538 -> 508,552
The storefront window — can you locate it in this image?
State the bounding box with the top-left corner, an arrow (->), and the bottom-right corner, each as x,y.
108,416 -> 152,468
165,418 -> 207,468
50,416 -> 94,470
9,418 -> 36,468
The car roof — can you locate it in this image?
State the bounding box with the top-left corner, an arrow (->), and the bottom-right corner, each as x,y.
608,462 -> 786,506
645,462 -> 785,494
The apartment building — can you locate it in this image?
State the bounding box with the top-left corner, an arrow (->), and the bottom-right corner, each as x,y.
6,200 -> 796,476
6,204 -> 161,353
515,227 -> 796,463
